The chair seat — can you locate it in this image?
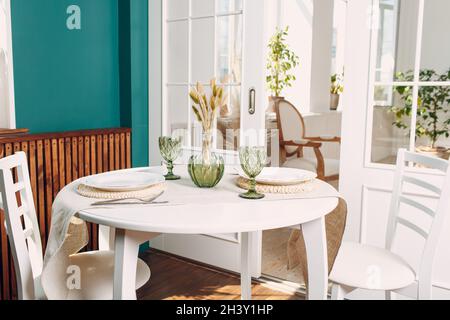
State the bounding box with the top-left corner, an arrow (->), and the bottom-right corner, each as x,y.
283,157 -> 340,177
66,250 -> 150,300
329,242 -> 416,291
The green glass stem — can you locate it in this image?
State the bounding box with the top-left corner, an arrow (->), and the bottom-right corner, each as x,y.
239,177 -> 265,200
164,160 -> 180,180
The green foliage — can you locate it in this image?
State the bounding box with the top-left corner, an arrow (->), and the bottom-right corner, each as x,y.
331,73 -> 344,95
389,69 -> 450,148
266,27 -> 300,97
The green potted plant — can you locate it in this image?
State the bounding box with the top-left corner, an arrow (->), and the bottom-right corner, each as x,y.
266,26 -> 300,112
389,68 -> 450,159
330,73 -> 344,110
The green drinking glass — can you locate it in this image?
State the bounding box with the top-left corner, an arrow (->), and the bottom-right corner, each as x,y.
239,146 -> 267,199
159,136 -> 182,180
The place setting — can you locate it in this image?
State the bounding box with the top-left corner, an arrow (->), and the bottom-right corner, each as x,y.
77,172 -> 168,206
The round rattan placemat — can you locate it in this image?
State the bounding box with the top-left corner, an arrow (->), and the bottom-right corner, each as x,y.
77,182 -> 167,199
235,177 -> 314,194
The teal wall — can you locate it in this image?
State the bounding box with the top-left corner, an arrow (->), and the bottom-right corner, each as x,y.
119,0 -> 149,167
10,0 -> 149,167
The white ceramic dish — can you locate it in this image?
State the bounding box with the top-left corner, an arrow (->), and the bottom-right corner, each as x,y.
83,172 -> 165,192
239,167 -> 317,186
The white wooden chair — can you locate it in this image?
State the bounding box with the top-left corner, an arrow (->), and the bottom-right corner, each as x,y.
0,152 -> 150,300
330,149 -> 450,300
275,99 -> 341,181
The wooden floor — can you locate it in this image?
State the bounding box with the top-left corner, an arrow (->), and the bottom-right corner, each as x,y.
137,249 -> 302,300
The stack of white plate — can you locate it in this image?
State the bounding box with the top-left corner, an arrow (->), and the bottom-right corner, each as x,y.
83,172 -> 165,192
238,167 -> 316,186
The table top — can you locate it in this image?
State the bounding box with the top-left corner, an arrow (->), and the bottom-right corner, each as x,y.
77,166 -> 339,234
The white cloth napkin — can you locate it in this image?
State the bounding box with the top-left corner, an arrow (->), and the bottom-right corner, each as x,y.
41,181 -> 97,300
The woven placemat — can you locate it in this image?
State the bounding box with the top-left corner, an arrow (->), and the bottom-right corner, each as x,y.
236,177 -> 314,194
77,182 -> 167,199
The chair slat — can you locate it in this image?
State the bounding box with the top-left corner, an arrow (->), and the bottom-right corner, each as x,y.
12,182 -> 25,193
23,227 -> 33,239
397,217 -> 428,239
399,195 -> 435,218
403,176 -> 441,195
404,151 -> 448,172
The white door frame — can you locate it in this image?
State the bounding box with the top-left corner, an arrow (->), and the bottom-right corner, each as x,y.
148,0 -> 266,276
340,0 -> 450,299
0,0 -> 16,129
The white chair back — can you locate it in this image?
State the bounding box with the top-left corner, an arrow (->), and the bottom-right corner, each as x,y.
0,152 -> 43,300
386,149 -> 450,299
276,99 -> 305,153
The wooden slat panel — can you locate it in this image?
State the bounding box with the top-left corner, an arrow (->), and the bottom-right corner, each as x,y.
78,137 -> 84,178
51,140 -> 59,197
126,132 -> 131,168
72,138 -> 78,180
109,134 -> 114,171
114,134 -> 120,171
103,134 -> 109,172
90,136 -> 96,174
120,133 -> 126,169
58,139 -> 65,189
65,138 -> 72,184
84,136 -> 90,176
29,142 -> 38,212
0,128 -> 131,300
44,140 -> 53,239
97,135 -> 103,173
36,140 -> 46,249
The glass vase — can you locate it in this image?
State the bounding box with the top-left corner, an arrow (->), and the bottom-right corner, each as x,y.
188,130 -> 225,188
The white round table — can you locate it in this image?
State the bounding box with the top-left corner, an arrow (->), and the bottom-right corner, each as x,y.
77,167 -> 339,300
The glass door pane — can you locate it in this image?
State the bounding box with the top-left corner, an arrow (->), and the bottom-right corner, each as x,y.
420,0 -> 450,79
164,0 -> 244,153
375,0 -> 419,82
371,85 -> 412,164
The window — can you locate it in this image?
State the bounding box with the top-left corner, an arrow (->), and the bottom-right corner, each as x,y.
163,0 -> 243,151
369,0 -> 450,165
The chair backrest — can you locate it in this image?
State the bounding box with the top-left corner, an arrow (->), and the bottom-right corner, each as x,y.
0,152 -> 43,300
275,99 -> 305,154
386,149 -> 450,299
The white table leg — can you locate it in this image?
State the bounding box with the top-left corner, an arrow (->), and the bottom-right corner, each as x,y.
240,232 -> 252,300
113,229 -> 155,300
302,216 -> 328,300
99,225 -> 115,251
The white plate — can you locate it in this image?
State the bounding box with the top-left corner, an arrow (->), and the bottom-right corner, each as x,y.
239,167 -> 317,186
83,172 -> 165,192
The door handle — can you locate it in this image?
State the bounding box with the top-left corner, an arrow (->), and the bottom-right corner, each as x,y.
248,87 -> 256,115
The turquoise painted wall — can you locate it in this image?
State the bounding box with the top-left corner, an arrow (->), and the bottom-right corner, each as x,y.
10,0 -> 149,167
11,0 -> 121,133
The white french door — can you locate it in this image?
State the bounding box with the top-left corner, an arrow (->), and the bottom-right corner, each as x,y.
0,0 -> 16,129
341,0 -> 450,299
151,0 -> 266,275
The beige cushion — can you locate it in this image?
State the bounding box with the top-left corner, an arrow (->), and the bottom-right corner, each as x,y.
329,242 -> 416,290
283,157 -> 340,177
287,199 -> 348,287
65,250 -> 150,300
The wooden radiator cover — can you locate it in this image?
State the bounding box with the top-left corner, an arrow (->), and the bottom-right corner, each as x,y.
0,128 -> 132,300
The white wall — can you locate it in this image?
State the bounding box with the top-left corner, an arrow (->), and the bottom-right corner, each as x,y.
265,0 -> 336,114
0,0 -> 15,128
265,0 -> 314,113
